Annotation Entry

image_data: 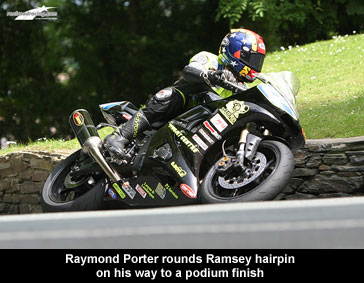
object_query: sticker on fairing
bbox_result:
[156,183,166,199]
[180,184,197,199]
[122,182,136,199]
[141,182,155,199]
[135,184,147,198]
[168,123,200,153]
[219,100,249,125]
[107,188,117,199]
[198,128,214,144]
[171,161,187,178]
[165,183,179,199]
[192,134,208,151]
[203,121,222,140]
[113,183,126,199]
[210,113,228,132]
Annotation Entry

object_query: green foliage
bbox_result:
[216,0,266,26]
[0,0,363,146]
[0,0,228,143]
[263,33,364,138]
[217,0,364,50]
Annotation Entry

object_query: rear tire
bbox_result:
[41,150,106,212]
[200,140,294,203]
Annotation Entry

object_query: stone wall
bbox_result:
[276,136,364,200]
[0,151,67,214]
[1,136,364,214]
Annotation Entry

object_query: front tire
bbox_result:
[200,140,294,203]
[41,150,106,212]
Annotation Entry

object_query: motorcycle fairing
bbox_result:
[113,98,286,208]
[257,84,299,121]
[101,78,305,208]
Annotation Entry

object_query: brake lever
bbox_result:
[222,80,248,93]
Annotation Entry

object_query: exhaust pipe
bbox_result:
[69,109,121,183]
[82,136,121,183]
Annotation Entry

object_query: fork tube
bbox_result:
[235,128,249,167]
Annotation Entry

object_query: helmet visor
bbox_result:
[240,51,265,72]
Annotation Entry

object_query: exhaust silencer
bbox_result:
[69,109,100,146]
[69,109,121,183]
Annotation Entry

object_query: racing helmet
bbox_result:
[218,28,266,82]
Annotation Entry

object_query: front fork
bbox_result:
[235,128,262,167]
[217,127,262,174]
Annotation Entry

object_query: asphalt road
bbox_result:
[1,196,364,248]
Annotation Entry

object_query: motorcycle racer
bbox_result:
[103,28,266,157]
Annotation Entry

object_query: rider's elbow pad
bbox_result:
[182,64,205,83]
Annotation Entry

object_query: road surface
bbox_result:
[1,196,364,248]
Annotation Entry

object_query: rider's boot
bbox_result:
[103,110,150,157]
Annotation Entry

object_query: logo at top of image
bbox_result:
[6,5,58,21]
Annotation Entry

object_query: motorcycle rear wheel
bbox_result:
[200,140,294,203]
[41,150,106,212]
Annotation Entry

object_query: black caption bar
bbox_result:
[2,249,363,281]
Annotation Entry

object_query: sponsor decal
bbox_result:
[107,188,117,199]
[198,128,214,144]
[210,113,228,133]
[122,182,136,199]
[133,112,142,138]
[219,100,249,125]
[221,37,230,46]
[113,183,126,199]
[155,183,166,199]
[141,182,155,199]
[180,184,197,199]
[239,65,251,77]
[258,42,266,52]
[135,184,147,198]
[171,161,187,178]
[168,123,199,153]
[122,113,132,120]
[203,121,222,140]
[165,183,178,199]
[73,112,84,127]
[192,134,208,151]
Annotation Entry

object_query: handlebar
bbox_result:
[221,80,249,93]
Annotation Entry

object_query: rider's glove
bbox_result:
[203,70,236,87]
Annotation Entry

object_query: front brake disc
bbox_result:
[218,152,267,189]
[64,171,89,189]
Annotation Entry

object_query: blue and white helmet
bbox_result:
[218,28,266,82]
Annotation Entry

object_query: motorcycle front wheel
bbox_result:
[200,140,295,203]
[41,150,106,212]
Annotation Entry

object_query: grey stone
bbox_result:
[306,154,322,168]
[349,155,364,165]
[323,154,348,165]
[331,165,364,172]
[293,168,318,177]
[20,181,41,194]
[299,175,358,194]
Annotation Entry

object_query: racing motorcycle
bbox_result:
[41,71,305,212]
